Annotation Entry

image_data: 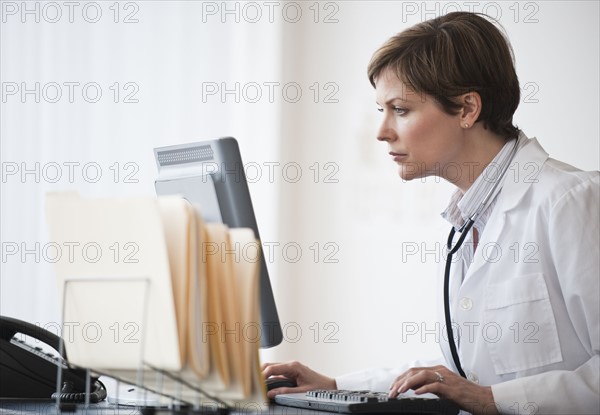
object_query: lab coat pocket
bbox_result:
[483,273,563,375]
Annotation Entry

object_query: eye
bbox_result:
[393,106,407,115]
[376,106,383,113]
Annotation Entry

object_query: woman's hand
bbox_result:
[262,361,337,399]
[389,365,498,415]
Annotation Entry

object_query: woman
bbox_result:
[263,12,599,415]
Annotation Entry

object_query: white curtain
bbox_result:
[0,0,283,327]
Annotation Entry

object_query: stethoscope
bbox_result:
[443,139,520,378]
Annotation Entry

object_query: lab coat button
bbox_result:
[459,297,473,311]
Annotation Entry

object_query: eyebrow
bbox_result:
[376,96,409,106]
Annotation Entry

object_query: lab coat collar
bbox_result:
[458,134,548,286]
[496,134,549,214]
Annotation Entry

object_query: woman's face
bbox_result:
[375,68,466,183]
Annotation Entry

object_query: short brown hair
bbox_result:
[368,12,520,140]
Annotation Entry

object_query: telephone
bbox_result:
[0,315,106,402]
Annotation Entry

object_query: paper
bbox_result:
[45,192,267,404]
[45,193,182,371]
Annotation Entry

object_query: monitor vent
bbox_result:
[157,145,213,166]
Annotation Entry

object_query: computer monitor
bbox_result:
[153,137,283,348]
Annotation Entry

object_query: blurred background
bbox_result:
[1,1,599,378]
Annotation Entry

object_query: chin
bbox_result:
[398,164,422,182]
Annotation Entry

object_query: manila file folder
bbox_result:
[45,193,182,371]
[45,192,266,404]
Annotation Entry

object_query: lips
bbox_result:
[389,151,408,162]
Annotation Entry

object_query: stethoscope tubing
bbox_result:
[443,139,519,378]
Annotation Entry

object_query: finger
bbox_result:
[263,362,296,379]
[388,382,404,399]
[390,366,430,387]
[388,374,411,398]
[414,382,444,397]
[400,366,430,373]
[389,377,413,399]
[396,370,434,395]
[266,386,305,399]
[388,369,418,394]
[391,374,407,388]
[261,362,276,371]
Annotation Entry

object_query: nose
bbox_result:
[376,114,396,143]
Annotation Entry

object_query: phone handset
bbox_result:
[0,315,106,402]
[0,315,63,354]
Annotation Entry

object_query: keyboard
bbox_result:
[274,390,460,414]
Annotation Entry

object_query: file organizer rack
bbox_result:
[56,277,232,414]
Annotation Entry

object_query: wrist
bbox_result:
[483,386,499,415]
[329,377,338,390]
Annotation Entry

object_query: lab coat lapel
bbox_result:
[498,137,549,214]
[462,137,549,283]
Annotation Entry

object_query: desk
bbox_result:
[0,401,334,415]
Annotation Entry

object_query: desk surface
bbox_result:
[0,400,334,415]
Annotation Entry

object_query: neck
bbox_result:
[452,127,508,193]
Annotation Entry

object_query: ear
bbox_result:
[458,92,482,129]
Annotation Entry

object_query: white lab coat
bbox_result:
[336,137,600,414]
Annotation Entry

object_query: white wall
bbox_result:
[264,0,600,377]
[1,1,598,380]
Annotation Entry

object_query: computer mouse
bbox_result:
[265,376,297,391]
